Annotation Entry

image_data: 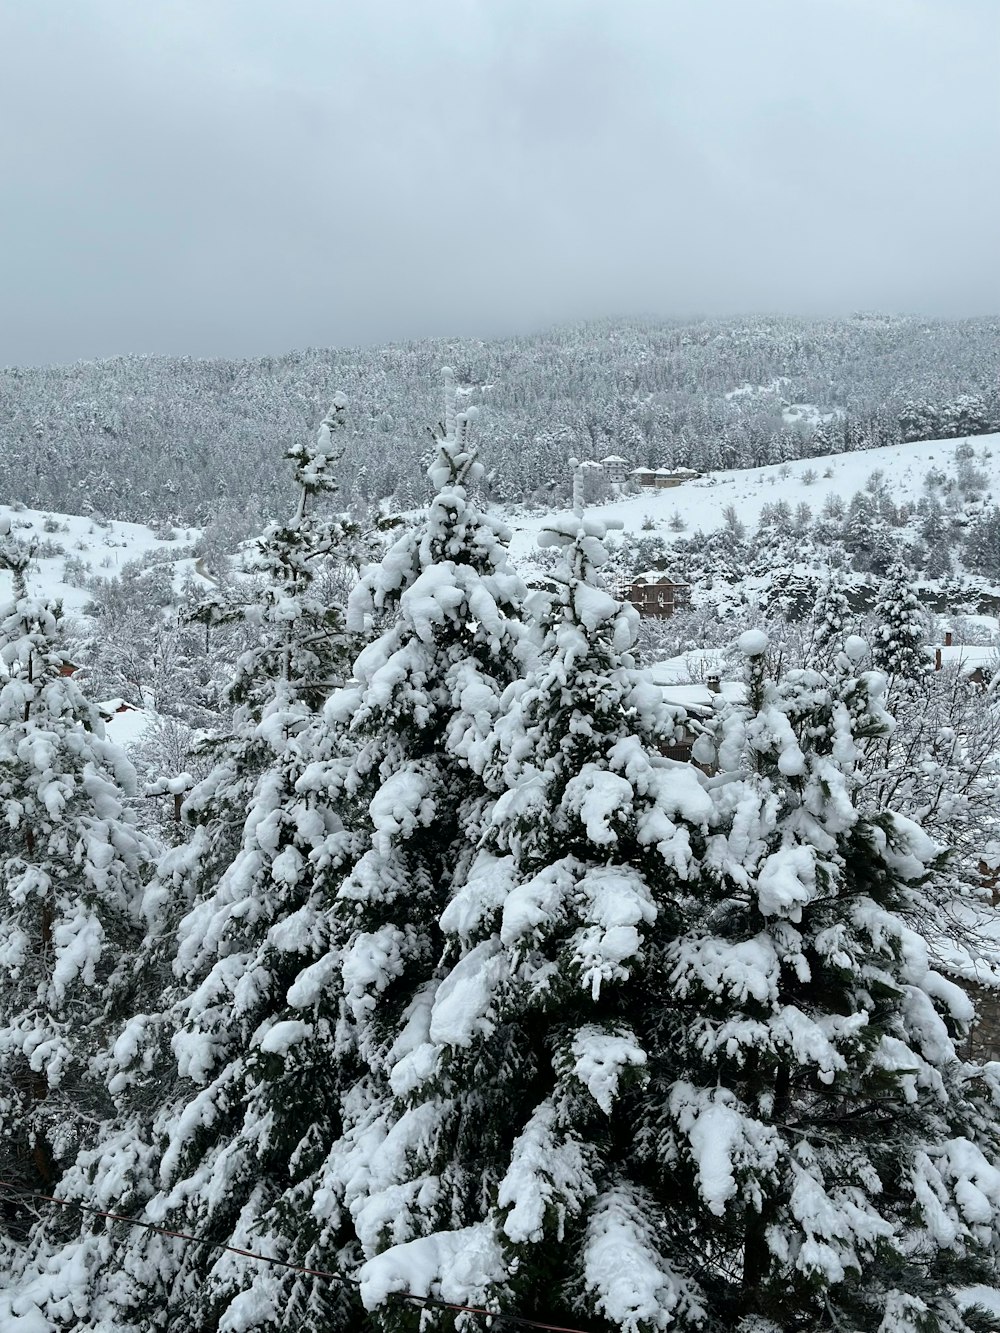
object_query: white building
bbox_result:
[599,454,630,484]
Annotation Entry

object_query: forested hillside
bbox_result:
[6,371,1000,1333]
[3,314,999,535]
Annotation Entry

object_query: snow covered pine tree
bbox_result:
[463,512,715,1330]
[870,561,931,686]
[10,401,366,1331]
[317,463,719,1330]
[298,368,548,1327]
[126,393,361,966]
[664,630,1000,1332]
[177,390,360,894]
[0,519,155,1253]
[809,574,854,665]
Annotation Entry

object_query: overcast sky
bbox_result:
[2,0,998,366]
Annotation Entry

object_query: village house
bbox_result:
[627,570,691,619]
[647,663,745,768]
[599,454,630,483]
[929,635,999,686]
[630,466,701,489]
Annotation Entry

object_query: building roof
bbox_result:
[647,650,726,683]
[658,681,746,714]
[630,466,701,478]
[642,656,746,715]
[927,644,999,676]
[632,569,688,586]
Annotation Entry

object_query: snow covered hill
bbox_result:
[0,504,207,616]
[5,422,1000,611]
[504,431,1000,563]
[0,505,210,753]
[5,427,1000,751]
[7,429,1000,616]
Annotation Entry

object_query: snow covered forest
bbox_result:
[2,314,999,535]
[5,353,1000,1333]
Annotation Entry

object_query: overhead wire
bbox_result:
[0,1179,594,1333]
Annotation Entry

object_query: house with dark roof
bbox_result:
[627,570,690,619]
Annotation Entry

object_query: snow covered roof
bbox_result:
[98,700,155,746]
[97,697,134,717]
[632,569,688,586]
[600,454,628,464]
[647,651,725,683]
[631,466,701,478]
[658,681,746,714]
[928,645,999,675]
[642,658,746,714]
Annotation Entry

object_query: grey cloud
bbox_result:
[1,0,998,366]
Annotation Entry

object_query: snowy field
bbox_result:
[0,504,207,615]
[503,432,1000,563]
[0,505,209,752]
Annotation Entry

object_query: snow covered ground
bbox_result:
[503,432,1000,563]
[97,699,158,748]
[0,503,207,615]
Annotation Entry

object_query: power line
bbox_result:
[0,1179,593,1333]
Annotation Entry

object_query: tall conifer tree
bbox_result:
[298,369,539,1324]
[870,562,930,685]
[662,631,1000,1331]
[12,402,365,1332]
[0,520,154,1241]
[809,574,854,663]
[177,393,359,904]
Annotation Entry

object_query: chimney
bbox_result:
[945,630,953,647]
[707,672,721,694]
[935,647,942,671]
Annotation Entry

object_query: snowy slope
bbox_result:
[503,432,1000,563]
[6,430,999,642]
[0,504,208,615]
[8,433,997,608]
